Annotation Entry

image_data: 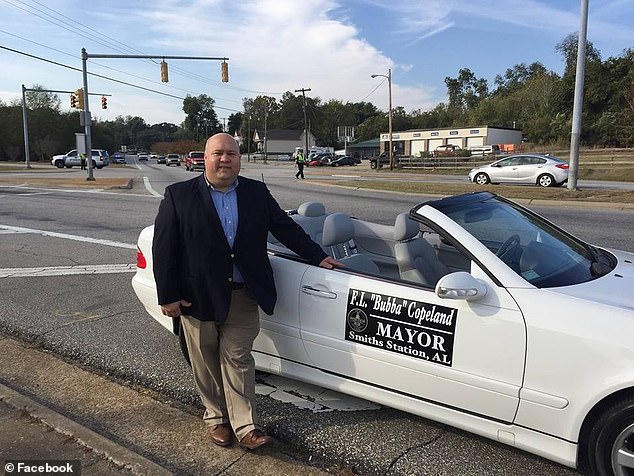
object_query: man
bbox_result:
[152,133,341,451]
[295,150,305,179]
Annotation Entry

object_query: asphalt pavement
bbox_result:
[0,335,331,476]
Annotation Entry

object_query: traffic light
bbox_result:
[76,88,84,110]
[160,60,168,82]
[70,94,77,108]
[221,61,228,82]
[101,96,107,109]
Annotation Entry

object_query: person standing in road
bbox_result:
[295,150,305,179]
[80,153,87,171]
[152,133,342,451]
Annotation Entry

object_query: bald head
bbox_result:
[204,133,241,191]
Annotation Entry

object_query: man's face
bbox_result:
[204,134,241,189]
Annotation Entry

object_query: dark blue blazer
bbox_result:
[152,174,327,322]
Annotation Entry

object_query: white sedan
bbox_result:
[132,192,634,476]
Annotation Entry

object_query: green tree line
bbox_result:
[2,34,632,162]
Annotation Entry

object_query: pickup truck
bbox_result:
[51,149,109,169]
[184,151,204,171]
[369,152,390,169]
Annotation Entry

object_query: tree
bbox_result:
[182,94,222,141]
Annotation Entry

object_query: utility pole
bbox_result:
[568,0,589,191]
[295,88,311,160]
[247,114,251,163]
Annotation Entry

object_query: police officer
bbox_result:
[295,151,305,179]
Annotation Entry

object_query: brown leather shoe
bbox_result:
[239,429,272,450]
[208,423,233,447]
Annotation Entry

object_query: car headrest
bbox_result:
[297,201,326,217]
[322,213,355,246]
[393,213,419,242]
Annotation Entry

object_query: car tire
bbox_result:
[474,173,490,185]
[587,397,634,476]
[538,174,555,187]
[177,322,191,367]
[54,161,64,168]
[370,161,377,169]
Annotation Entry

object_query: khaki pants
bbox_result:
[180,289,260,440]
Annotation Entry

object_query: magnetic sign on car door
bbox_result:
[346,288,458,367]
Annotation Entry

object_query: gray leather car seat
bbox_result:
[268,202,328,252]
[322,213,380,274]
[393,213,449,286]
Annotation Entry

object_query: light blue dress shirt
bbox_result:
[206,177,243,283]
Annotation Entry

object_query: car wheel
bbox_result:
[538,174,555,187]
[177,322,191,367]
[55,161,64,168]
[166,163,170,167]
[370,161,377,169]
[474,173,490,185]
[334,162,340,167]
[588,397,634,476]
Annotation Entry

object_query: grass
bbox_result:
[327,180,634,203]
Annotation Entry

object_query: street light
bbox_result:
[371,68,393,170]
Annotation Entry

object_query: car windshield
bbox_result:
[423,193,614,288]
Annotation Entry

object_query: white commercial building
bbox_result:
[380,125,522,156]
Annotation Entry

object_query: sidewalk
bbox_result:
[0,336,331,476]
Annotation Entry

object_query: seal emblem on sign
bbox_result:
[347,308,368,333]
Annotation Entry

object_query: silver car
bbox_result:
[468,154,569,187]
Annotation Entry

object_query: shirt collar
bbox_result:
[205,174,239,192]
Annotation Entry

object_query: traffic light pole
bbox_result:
[21,84,109,170]
[81,49,94,180]
[80,49,229,181]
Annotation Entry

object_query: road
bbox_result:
[1,158,632,475]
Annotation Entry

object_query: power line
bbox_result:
[0,44,240,112]
[3,0,286,98]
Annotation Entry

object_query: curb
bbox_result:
[0,383,171,476]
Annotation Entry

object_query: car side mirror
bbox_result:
[435,272,487,301]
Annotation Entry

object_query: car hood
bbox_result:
[551,249,634,311]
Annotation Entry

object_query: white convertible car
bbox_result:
[132,192,634,476]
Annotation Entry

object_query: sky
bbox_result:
[1,0,633,128]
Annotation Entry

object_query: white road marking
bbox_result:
[0,264,136,278]
[143,176,163,197]
[0,224,136,249]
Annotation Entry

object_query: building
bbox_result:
[379,126,522,156]
[346,138,380,160]
[252,129,317,156]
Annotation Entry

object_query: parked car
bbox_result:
[433,144,462,157]
[184,151,204,171]
[50,149,109,169]
[308,153,334,166]
[468,153,569,187]
[112,152,126,164]
[137,153,149,162]
[132,192,634,476]
[329,155,359,167]
[165,153,181,166]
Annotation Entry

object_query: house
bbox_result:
[252,129,317,156]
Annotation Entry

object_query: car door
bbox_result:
[299,262,526,422]
[491,156,522,183]
[253,254,312,367]
[516,156,546,183]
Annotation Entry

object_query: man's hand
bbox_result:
[319,256,344,269]
[160,300,192,318]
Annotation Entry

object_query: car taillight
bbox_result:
[556,164,569,169]
[136,247,147,269]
